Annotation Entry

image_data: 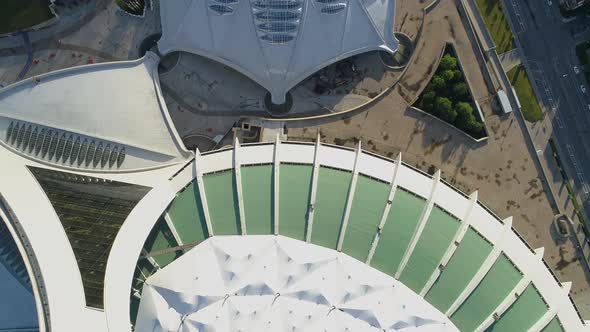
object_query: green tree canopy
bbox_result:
[434,97,457,122]
[431,75,445,91]
[452,82,470,99]
[441,69,455,82]
[439,54,457,71]
[455,102,482,133]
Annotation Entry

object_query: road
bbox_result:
[501,0,590,219]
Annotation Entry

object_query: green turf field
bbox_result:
[0,0,54,35]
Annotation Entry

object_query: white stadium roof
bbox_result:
[136,236,456,331]
[158,0,398,104]
[0,53,190,172]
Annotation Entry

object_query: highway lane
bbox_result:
[501,0,590,218]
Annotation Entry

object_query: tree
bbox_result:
[441,69,455,82]
[431,75,445,91]
[452,69,463,82]
[421,90,437,112]
[452,82,470,99]
[439,54,457,71]
[455,102,482,133]
[434,97,457,122]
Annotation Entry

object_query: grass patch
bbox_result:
[507,65,543,122]
[576,41,590,85]
[474,0,515,54]
[0,0,54,35]
[414,45,486,139]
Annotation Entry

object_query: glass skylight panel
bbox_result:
[6,122,13,142]
[253,0,301,9]
[28,128,38,154]
[256,10,299,20]
[55,133,67,162]
[78,139,89,166]
[21,125,32,151]
[257,22,298,33]
[109,147,119,168]
[70,137,81,165]
[117,148,126,168]
[15,123,26,148]
[11,123,20,145]
[320,3,346,14]
[209,4,234,14]
[86,141,96,167]
[36,129,47,157]
[261,34,294,43]
[48,132,59,160]
[93,142,104,167]
[62,135,74,163]
[101,144,111,168]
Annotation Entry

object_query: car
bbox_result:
[582,85,587,94]
[574,66,580,74]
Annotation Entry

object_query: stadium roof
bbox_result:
[0,52,190,172]
[105,139,588,332]
[136,236,456,331]
[158,0,398,104]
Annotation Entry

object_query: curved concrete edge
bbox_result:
[104,141,586,331]
[104,166,194,332]
[0,52,193,174]
[0,197,47,331]
[0,147,107,331]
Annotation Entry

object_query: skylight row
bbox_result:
[4,121,126,170]
[252,0,303,44]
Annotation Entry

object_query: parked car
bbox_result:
[582,85,587,94]
[573,66,580,74]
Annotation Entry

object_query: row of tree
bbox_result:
[415,50,484,138]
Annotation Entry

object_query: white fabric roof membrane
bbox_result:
[135,235,458,332]
[158,0,398,104]
[0,52,188,160]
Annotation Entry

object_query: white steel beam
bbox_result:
[233,137,247,235]
[142,248,160,270]
[446,217,513,317]
[420,191,478,296]
[163,211,183,246]
[273,133,280,235]
[305,132,321,242]
[366,152,401,264]
[336,141,362,252]
[395,170,441,279]
[194,149,214,237]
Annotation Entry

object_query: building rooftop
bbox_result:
[158,0,398,104]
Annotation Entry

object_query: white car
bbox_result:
[574,66,580,74]
[582,85,587,94]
